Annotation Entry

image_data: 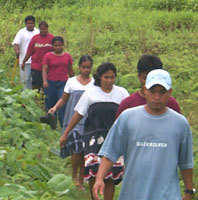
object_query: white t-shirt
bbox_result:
[12,27,39,64]
[64,76,94,93]
[75,85,129,116]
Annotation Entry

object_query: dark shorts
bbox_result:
[31,69,43,87]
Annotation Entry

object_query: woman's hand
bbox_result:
[21,63,25,71]
[60,134,68,148]
[43,81,48,88]
[48,107,56,114]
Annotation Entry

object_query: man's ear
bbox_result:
[143,85,147,92]
[137,73,141,80]
[168,88,173,95]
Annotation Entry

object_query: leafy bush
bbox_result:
[0,85,90,199]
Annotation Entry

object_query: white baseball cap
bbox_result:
[145,69,172,90]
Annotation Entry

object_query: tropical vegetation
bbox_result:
[0,0,197,199]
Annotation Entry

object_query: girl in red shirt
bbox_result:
[42,36,74,127]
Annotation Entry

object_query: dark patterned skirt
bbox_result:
[60,129,85,158]
[60,90,86,158]
[84,153,124,185]
[83,102,124,185]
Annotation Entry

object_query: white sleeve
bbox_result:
[122,88,130,98]
[74,90,90,116]
[12,30,22,45]
[64,78,72,93]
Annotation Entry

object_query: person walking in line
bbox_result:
[60,62,129,200]
[93,69,195,200]
[42,36,74,127]
[48,55,94,190]
[22,21,54,91]
[12,15,39,89]
[115,54,180,119]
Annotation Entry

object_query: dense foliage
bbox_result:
[1,0,198,11]
[0,0,197,199]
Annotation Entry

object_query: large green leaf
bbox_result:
[0,183,36,198]
[47,174,75,192]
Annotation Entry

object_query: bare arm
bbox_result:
[60,112,83,147]
[181,168,194,200]
[68,63,74,77]
[42,64,49,88]
[93,157,114,200]
[22,53,31,71]
[49,92,70,113]
[13,44,20,58]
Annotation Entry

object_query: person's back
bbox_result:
[12,15,39,89]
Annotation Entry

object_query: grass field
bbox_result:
[0,0,197,199]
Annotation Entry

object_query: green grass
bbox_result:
[0,0,197,199]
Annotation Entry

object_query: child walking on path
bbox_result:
[42,36,74,127]
[49,55,94,190]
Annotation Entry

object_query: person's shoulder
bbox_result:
[125,104,143,113]
[16,27,27,34]
[120,93,134,104]
[168,108,182,116]
[168,96,178,102]
[167,95,180,113]
[168,96,179,106]
[113,85,125,90]
[44,51,53,58]
[19,27,26,32]
[113,85,128,93]
[25,28,39,36]
[168,108,188,123]
[119,105,144,118]
[83,85,97,93]
[89,85,98,91]
[127,92,139,100]
[31,33,40,39]
[33,28,39,34]
[67,76,77,83]
[34,28,39,31]
[63,52,72,57]
[47,33,54,39]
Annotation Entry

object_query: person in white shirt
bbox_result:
[60,62,129,200]
[12,15,39,89]
[48,55,94,190]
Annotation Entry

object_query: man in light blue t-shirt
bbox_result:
[93,69,195,200]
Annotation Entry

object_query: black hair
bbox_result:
[94,62,117,86]
[24,15,35,23]
[137,54,163,74]
[52,36,64,45]
[39,21,48,28]
[79,55,93,66]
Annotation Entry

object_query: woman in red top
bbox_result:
[42,36,74,127]
[22,21,54,90]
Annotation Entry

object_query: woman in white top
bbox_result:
[49,55,93,190]
[60,62,129,200]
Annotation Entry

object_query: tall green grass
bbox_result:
[0,1,197,199]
